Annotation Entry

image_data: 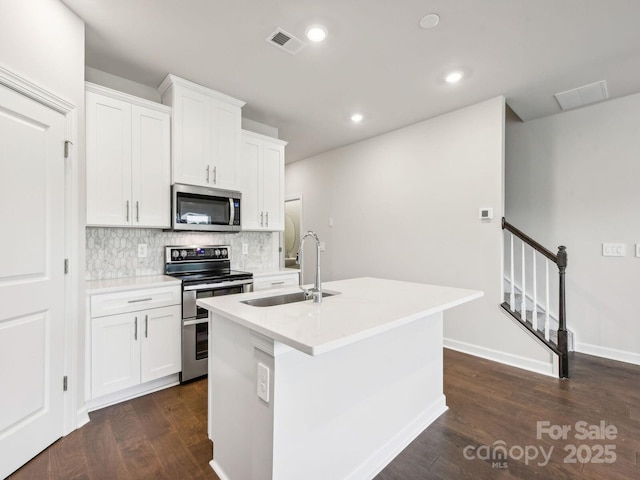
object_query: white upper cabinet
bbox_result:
[86,83,171,228]
[159,74,245,190]
[240,130,287,231]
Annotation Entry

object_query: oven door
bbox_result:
[172,183,241,232]
[180,278,252,383]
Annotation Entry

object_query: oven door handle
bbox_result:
[183,279,253,291]
[183,318,209,326]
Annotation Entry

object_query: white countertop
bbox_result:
[86,274,181,295]
[197,277,483,355]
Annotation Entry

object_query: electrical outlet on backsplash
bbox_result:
[86,227,279,280]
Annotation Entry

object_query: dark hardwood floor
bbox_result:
[9,350,640,479]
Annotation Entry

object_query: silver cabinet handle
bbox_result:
[136,201,140,222]
[271,281,285,285]
[134,316,138,340]
[213,166,217,184]
[145,315,148,338]
[126,200,130,222]
[206,165,210,182]
[265,212,269,227]
[128,297,152,303]
[260,212,264,226]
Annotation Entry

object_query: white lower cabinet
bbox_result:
[89,283,181,402]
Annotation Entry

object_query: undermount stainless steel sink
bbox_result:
[241,290,340,307]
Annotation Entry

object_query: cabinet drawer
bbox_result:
[91,285,181,318]
[253,273,299,292]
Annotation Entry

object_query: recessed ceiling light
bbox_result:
[351,113,364,123]
[419,13,440,29]
[306,25,327,43]
[445,71,463,84]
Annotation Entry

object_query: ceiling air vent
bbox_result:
[554,80,609,111]
[266,28,307,55]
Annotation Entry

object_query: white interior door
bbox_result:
[0,83,66,478]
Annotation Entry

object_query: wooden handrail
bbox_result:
[502,218,557,263]
[502,217,569,378]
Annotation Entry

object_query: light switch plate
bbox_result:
[602,243,625,257]
[137,244,147,258]
[242,243,249,255]
[636,243,640,258]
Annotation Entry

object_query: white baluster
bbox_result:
[509,233,515,310]
[521,241,526,319]
[545,259,550,341]
[532,249,538,331]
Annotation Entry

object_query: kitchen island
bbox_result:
[197,277,482,480]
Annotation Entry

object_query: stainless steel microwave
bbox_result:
[171,183,241,232]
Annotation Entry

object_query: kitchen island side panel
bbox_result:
[208,308,446,480]
[272,311,445,480]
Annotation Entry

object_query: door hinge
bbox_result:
[64,259,69,274]
[63,376,68,392]
[64,140,73,158]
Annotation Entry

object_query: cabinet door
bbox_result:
[131,105,171,227]
[172,86,212,187]
[240,134,262,230]
[140,305,181,383]
[261,142,285,230]
[212,99,241,190]
[91,312,141,398]
[86,91,132,226]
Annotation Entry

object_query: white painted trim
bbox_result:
[0,65,74,113]
[574,342,640,366]
[0,66,82,437]
[345,396,447,480]
[85,81,171,113]
[444,338,556,378]
[157,73,246,107]
[76,406,90,429]
[84,374,180,412]
[210,459,232,480]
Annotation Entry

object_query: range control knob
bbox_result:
[181,250,187,258]
[214,249,221,257]
[172,250,179,258]
[221,248,228,257]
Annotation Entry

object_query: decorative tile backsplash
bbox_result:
[86,227,278,280]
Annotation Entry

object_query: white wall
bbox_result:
[0,0,86,427]
[287,97,556,375]
[506,93,640,365]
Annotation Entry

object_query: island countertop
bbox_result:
[197,277,482,356]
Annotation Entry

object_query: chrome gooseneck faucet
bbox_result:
[297,230,322,303]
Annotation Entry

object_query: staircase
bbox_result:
[501,218,570,378]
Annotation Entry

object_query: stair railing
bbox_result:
[501,218,569,378]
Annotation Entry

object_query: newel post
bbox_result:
[556,245,569,378]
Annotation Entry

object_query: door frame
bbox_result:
[0,66,85,435]
[281,193,304,269]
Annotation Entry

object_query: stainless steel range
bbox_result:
[165,245,253,382]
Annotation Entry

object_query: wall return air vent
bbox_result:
[266,28,307,55]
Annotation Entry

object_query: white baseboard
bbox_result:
[574,342,640,366]
[444,338,556,378]
[84,374,180,412]
[346,396,448,480]
[76,406,90,429]
[210,460,231,480]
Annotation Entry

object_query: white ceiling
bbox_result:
[62,0,640,163]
